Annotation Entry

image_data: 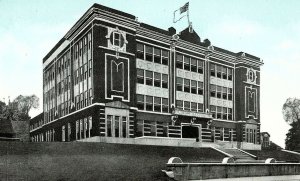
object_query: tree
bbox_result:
[282,98,300,151]
[0,95,39,121]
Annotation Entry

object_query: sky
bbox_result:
[1,0,300,147]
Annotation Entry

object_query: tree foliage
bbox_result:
[0,95,39,121]
[282,98,300,150]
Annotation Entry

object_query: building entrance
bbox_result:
[105,107,129,138]
[182,125,199,139]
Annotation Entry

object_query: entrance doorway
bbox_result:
[182,125,199,139]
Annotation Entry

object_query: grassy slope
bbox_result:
[0,142,225,181]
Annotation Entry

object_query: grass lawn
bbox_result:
[0,141,225,180]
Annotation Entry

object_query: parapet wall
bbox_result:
[167,162,300,180]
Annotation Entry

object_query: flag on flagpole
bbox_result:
[180,2,189,14]
[173,2,190,24]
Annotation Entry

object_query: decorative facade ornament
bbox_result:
[170,34,180,51]
[246,68,257,84]
[106,27,128,58]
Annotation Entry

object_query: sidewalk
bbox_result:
[193,175,300,181]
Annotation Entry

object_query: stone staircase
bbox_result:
[219,148,257,161]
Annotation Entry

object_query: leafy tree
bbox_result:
[282,98,300,150]
[0,95,39,121]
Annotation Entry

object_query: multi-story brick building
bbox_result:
[30,3,263,149]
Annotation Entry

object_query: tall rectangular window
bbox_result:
[176,54,183,69]
[114,116,120,137]
[107,115,112,137]
[184,56,190,71]
[191,80,197,94]
[146,96,153,111]
[217,86,222,98]
[222,66,227,79]
[145,45,153,62]
[137,43,144,59]
[145,71,153,86]
[198,60,204,74]
[210,64,215,76]
[210,84,216,97]
[162,98,168,113]
[122,117,127,138]
[154,48,161,64]
[198,81,204,95]
[223,107,228,120]
[137,94,145,110]
[154,97,161,112]
[162,74,168,88]
[161,50,169,65]
[184,79,190,93]
[154,72,161,87]
[217,65,222,78]
[228,108,232,120]
[176,77,183,91]
[228,68,233,80]
[222,87,227,100]
[191,58,197,72]
[210,105,216,118]
[228,88,233,100]
[137,69,144,84]
[217,107,222,119]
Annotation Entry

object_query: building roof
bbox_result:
[43,3,262,65]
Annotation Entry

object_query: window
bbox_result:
[198,60,204,74]
[154,97,161,112]
[161,50,169,65]
[184,79,190,93]
[145,71,153,86]
[210,64,215,76]
[198,103,204,112]
[114,116,120,137]
[162,74,168,88]
[228,88,233,100]
[137,43,144,59]
[137,94,144,110]
[184,101,190,111]
[210,105,216,118]
[76,120,79,140]
[223,107,228,120]
[176,54,183,69]
[222,87,227,100]
[184,56,190,71]
[217,65,222,78]
[191,102,197,112]
[154,48,161,64]
[137,69,144,84]
[146,96,153,111]
[228,108,232,120]
[210,84,216,97]
[162,98,168,113]
[191,80,197,94]
[176,100,183,109]
[217,86,222,98]
[107,115,112,137]
[176,77,183,91]
[228,68,233,80]
[217,106,222,119]
[198,81,204,95]
[145,45,153,62]
[191,58,197,72]
[154,72,161,87]
[122,117,127,138]
[222,67,227,79]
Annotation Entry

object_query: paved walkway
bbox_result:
[194,175,300,181]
